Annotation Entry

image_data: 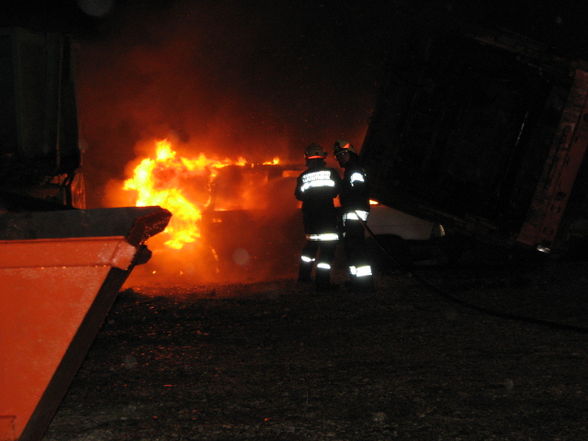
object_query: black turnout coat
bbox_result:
[295,161,341,235]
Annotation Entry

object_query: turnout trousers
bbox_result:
[298,234,338,289]
[343,217,375,292]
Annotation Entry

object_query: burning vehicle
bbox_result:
[203,161,305,278]
[116,139,305,286]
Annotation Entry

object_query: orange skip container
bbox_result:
[0,206,171,441]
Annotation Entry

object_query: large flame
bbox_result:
[123,139,280,250]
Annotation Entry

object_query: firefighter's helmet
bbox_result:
[304,143,327,159]
[333,140,356,156]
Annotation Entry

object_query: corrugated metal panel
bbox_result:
[0,27,80,184]
[361,27,588,251]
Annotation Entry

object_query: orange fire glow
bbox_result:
[123,139,280,250]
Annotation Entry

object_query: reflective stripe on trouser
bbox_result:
[349,264,373,278]
[315,261,332,288]
[343,214,374,287]
[299,239,336,283]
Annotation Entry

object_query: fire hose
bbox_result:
[354,210,588,335]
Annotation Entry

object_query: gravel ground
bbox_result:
[45,258,588,441]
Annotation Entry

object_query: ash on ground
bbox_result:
[46,260,588,441]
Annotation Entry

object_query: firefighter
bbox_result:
[295,143,341,290]
[333,140,375,293]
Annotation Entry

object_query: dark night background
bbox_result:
[2,0,588,207]
[2,4,588,440]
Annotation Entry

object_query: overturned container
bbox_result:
[360,15,588,257]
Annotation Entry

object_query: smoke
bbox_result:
[71,0,394,287]
[75,0,392,207]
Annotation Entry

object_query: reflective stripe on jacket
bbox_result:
[340,161,370,214]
